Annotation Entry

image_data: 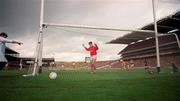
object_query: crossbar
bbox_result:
[43,23,155,33]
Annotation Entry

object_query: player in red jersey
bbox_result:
[83,42,98,74]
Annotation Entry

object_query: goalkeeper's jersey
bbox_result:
[84,45,98,56]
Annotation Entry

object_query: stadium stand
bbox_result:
[5,47,20,68]
[53,60,123,70]
[21,57,55,68]
[109,11,180,68]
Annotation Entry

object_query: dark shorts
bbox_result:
[0,62,7,70]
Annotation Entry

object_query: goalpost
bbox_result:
[31,0,44,76]
[29,0,162,76]
[23,0,44,77]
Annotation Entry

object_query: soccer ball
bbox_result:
[148,71,154,74]
[49,72,57,79]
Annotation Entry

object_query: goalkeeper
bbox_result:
[83,42,98,74]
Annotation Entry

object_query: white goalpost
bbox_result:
[23,0,44,77]
[27,0,162,76]
[152,0,161,73]
[32,0,44,76]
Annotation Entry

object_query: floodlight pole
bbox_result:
[33,0,44,76]
[152,0,161,73]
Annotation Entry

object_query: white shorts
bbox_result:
[90,55,97,61]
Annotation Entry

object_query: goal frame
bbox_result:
[32,0,161,76]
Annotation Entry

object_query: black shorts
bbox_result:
[0,62,7,70]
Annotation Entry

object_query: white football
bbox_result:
[49,72,57,79]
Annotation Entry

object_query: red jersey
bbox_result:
[85,44,98,56]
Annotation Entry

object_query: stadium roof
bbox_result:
[108,11,180,44]
[5,47,19,54]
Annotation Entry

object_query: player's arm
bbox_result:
[11,40,23,45]
[0,37,22,45]
[82,44,89,51]
[94,43,98,50]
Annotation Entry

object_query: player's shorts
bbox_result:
[90,55,97,61]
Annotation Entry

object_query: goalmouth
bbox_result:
[25,0,162,76]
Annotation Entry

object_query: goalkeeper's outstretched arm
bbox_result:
[94,43,98,50]
[82,44,89,51]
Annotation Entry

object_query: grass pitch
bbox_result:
[0,68,180,101]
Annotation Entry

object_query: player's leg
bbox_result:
[123,63,126,70]
[90,56,94,73]
[93,58,97,71]
[90,62,94,73]
[19,64,23,70]
[91,55,97,72]
[5,63,8,70]
[91,59,95,72]
[0,62,6,70]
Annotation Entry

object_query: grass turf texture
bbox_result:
[0,68,180,101]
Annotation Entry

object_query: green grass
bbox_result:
[0,68,180,101]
